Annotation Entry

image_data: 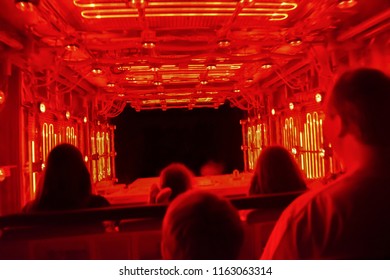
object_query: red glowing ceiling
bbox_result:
[0,0,389,113]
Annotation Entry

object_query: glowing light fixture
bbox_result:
[0,90,5,105]
[288,38,302,46]
[84,156,89,162]
[289,102,294,110]
[218,39,231,48]
[15,0,39,12]
[0,167,6,182]
[154,81,162,86]
[65,111,71,120]
[107,82,115,88]
[200,80,208,85]
[315,93,322,103]
[338,0,357,9]
[233,89,241,93]
[271,108,276,115]
[131,0,148,9]
[118,93,125,97]
[206,64,217,70]
[41,163,45,170]
[261,63,273,69]
[83,116,88,123]
[92,68,103,74]
[65,43,79,52]
[142,41,156,49]
[39,102,46,113]
[291,147,297,155]
[77,1,297,21]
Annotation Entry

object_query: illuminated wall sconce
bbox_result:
[315,92,323,103]
[200,80,208,85]
[41,163,45,171]
[107,82,115,88]
[83,116,88,123]
[291,147,297,155]
[289,102,294,110]
[271,108,276,115]
[0,90,6,105]
[84,156,89,162]
[39,102,46,113]
[15,0,39,12]
[65,111,71,120]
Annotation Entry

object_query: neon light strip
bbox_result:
[81,10,289,20]
[74,0,297,10]
[319,119,325,176]
[32,172,37,194]
[49,124,54,153]
[42,123,47,163]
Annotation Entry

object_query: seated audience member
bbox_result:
[249,145,307,195]
[23,143,109,212]
[200,160,224,176]
[161,190,244,259]
[261,68,390,259]
[149,163,193,203]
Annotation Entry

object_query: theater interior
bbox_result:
[0,0,389,259]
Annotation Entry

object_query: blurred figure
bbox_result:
[249,145,307,195]
[200,160,224,176]
[161,190,244,259]
[262,68,390,259]
[149,163,194,204]
[24,144,109,212]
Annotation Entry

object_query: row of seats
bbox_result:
[0,191,301,259]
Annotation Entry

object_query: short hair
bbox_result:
[159,163,193,201]
[161,190,244,260]
[329,68,390,147]
[249,145,306,195]
[35,144,92,211]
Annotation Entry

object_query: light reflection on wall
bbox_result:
[301,112,325,179]
[90,126,115,183]
[243,120,268,171]
[243,109,342,180]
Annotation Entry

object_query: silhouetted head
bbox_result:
[325,68,390,149]
[35,144,92,211]
[159,163,193,201]
[249,145,306,195]
[161,190,244,260]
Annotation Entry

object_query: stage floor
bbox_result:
[105,173,252,205]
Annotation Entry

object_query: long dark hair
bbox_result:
[249,145,306,195]
[34,144,92,211]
